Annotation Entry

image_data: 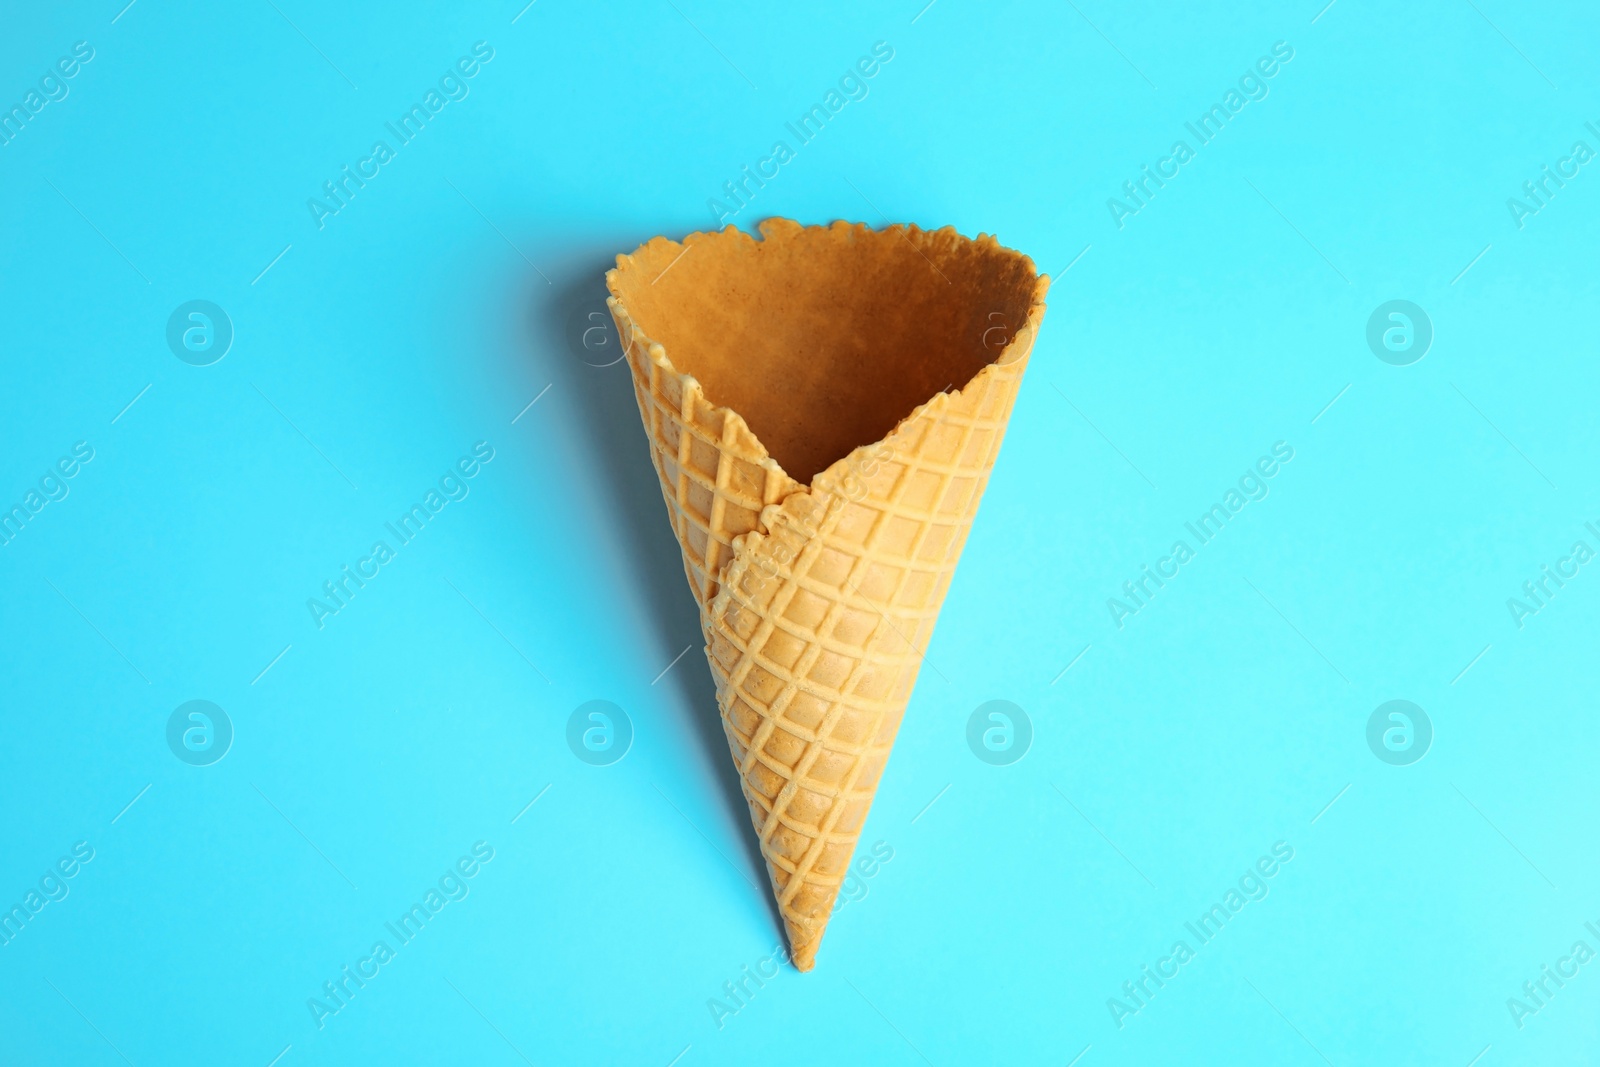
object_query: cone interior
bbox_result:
[608,220,1041,484]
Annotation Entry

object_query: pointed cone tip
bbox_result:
[789,937,819,972]
[785,918,822,972]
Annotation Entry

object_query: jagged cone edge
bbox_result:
[606,219,1048,970]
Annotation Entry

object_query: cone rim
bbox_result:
[605,217,1050,498]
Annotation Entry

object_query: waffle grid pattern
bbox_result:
[619,313,1031,967]
[624,344,800,617]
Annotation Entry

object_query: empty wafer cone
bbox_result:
[606,218,1047,970]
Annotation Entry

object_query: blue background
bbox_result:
[2,0,1597,1064]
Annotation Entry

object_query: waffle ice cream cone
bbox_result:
[606,218,1047,970]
